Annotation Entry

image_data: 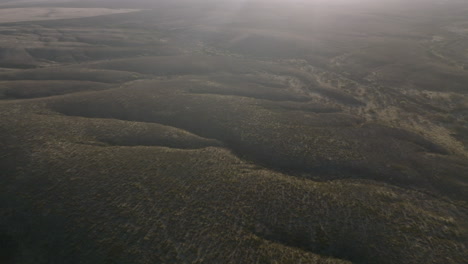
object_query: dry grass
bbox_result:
[0,1,467,263]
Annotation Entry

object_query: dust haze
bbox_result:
[0,0,467,264]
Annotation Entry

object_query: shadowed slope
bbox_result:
[0,100,466,264]
[48,76,468,201]
[1,1,468,263]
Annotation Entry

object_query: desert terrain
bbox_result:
[0,0,467,263]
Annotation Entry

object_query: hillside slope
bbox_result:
[0,1,467,263]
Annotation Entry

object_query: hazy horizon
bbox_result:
[0,0,467,263]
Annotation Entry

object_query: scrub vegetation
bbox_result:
[0,0,467,263]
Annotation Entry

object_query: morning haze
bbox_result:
[0,0,467,263]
